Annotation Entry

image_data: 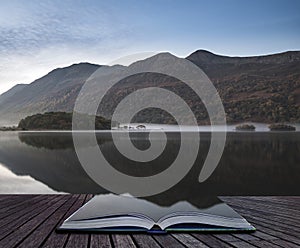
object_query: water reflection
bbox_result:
[0,162,57,194]
[0,131,299,200]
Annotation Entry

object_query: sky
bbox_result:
[0,0,299,94]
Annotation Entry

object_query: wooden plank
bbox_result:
[271,196,300,205]
[192,234,232,248]
[0,196,299,248]
[237,197,300,218]
[237,214,300,243]
[229,204,300,234]
[90,234,112,248]
[64,194,94,248]
[223,200,300,230]
[250,230,279,241]
[226,199,299,223]
[0,196,47,228]
[249,240,284,248]
[153,234,186,248]
[213,234,243,243]
[111,234,136,248]
[0,195,70,247]
[132,234,161,248]
[65,234,89,248]
[224,198,300,223]
[229,202,300,228]
[172,233,209,248]
[214,233,275,248]
[0,195,35,210]
[232,233,260,242]
[246,222,300,246]
[0,195,64,241]
[235,197,300,211]
[41,194,87,248]
[0,194,18,201]
[238,212,300,241]
[270,239,300,248]
[0,195,45,219]
[0,195,31,208]
[18,195,79,248]
[229,241,258,248]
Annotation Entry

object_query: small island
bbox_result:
[268,124,296,131]
[18,112,112,130]
[235,124,256,131]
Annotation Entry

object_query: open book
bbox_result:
[58,194,255,233]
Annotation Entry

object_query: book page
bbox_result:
[66,194,233,224]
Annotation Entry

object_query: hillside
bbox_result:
[0,50,299,126]
[187,50,300,123]
[84,50,300,124]
[0,84,27,105]
[0,63,100,125]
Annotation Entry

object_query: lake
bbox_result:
[0,131,299,202]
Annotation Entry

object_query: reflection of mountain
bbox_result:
[0,132,298,197]
[1,50,300,125]
[0,133,106,194]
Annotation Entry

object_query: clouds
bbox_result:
[0,1,140,93]
[0,1,133,56]
[0,0,299,94]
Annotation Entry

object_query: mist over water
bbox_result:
[116,123,300,132]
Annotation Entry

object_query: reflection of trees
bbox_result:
[139,132,300,196]
[18,132,111,150]
[208,132,300,194]
[19,133,74,150]
[223,133,300,164]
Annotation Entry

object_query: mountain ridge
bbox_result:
[0,62,100,125]
[0,50,299,126]
[0,84,27,105]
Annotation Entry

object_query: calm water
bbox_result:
[0,131,299,201]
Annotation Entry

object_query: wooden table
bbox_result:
[0,195,299,248]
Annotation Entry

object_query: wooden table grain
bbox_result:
[0,195,299,248]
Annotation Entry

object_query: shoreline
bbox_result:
[2,130,300,133]
[1,123,300,132]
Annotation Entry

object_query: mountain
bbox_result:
[0,63,100,125]
[187,50,300,65]
[0,51,300,126]
[186,50,300,123]
[0,84,27,105]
